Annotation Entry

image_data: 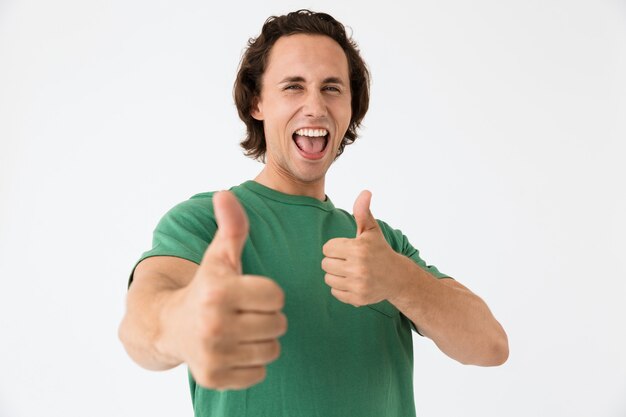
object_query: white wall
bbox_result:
[1,1,625,416]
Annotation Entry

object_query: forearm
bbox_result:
[387,254,509,366]
[118,276,185,371]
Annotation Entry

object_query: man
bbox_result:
[119,9,508,417]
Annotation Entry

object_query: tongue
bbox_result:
[294,135,326,154]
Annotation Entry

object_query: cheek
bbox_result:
[266,107,294,135]
[335,99,352,126]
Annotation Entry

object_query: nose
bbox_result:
[303,90,327,118]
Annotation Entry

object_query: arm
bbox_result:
[386,253,509,366]
[118,191,286,390]
[118,256,197,370]
[321,190,508,367]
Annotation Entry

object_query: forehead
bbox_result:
[263,34,349,82]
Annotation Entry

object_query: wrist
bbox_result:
[386,252,417,305]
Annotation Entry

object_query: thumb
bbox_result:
[202,191,249,274]
[353,190,378,236]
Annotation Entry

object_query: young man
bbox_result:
[119,10,508,417]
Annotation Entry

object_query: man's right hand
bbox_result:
[160,191,287,390]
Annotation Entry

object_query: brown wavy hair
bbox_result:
[233,9,370,162]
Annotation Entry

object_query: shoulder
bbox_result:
[165,191,216,215]
[333,206,405,251]
[155,190,222,233]
[163,183,252,226]
[375,219,407,253]
[334,207,357,222]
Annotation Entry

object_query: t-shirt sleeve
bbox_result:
[128,196,217,287]
[377,219,452,335]
[377,219,451,280]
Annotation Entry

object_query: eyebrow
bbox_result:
[278,76,345,85]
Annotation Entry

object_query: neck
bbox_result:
[254,166,326,201]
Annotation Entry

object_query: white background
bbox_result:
[1,1,625,416]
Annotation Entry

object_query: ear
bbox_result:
[250,96,264,121]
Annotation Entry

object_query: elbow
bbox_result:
[460,327,509,367]
[488,336,509,366]
[482,329,509,366]
[482,317,509,366]
[118,315,146,367]
[118,313,179,371]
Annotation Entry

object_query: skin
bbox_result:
[119,192,287,390]
[252,34,508,364]
[251,34,351,200]
[322,190,509,365]
[118,33,508,393]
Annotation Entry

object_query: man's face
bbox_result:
[251,34,352,184]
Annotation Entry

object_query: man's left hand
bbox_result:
[321,190,405,307]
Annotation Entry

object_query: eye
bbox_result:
[284,84,303,91]
[323,85,341,93]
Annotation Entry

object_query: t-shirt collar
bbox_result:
[239,180,336,211]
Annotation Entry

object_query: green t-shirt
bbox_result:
[135,180,449,417]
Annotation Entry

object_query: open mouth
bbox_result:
[292,128,329,158]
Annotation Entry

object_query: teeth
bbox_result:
[295,128,328,137]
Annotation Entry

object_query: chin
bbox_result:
[292,169,327,184]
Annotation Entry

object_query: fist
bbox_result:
[321,190,402,307]
[168,191,287,391]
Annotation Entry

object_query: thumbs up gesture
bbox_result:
[321,191,404,307]
[165,191,287,391]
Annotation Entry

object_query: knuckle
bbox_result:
[197,368,223,389]
[354,265,368,278]
[199,314,226,338]
[279,313,288,334]
[351,296,364,307]
[273,286,285,309]
[249,341,279,364]
[361,288,372,300]
[356,279,368,291]
[201,285,229,307]
[203,373,220,389]
[254,277,285,309]
[320,257,328,270]
[268,340,281,361]
[195,343,226,370]
[250,366,267,385]
[331,288,344,302]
